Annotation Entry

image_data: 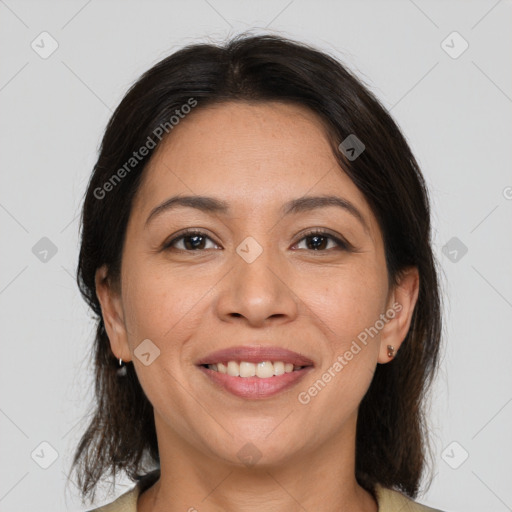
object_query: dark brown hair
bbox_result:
[72,33,442,503]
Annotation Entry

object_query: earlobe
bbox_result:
[94,265,132,363]
[378,267,420,364]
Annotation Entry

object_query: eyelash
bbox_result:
[163,228,352,253]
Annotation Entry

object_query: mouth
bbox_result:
[201,360,307,377]
[196,346,314,399]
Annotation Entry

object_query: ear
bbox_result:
[378,267,420,364]
[95,264,132,362]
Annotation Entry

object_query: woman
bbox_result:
[73,34,445,511]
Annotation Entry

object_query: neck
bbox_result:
[138,413,378,512]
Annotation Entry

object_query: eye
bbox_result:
[164,230,220,251]
[163,229,352,252]
[293,230,350,251]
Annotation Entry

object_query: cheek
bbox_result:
[296,262,388,350]
[121,261,206,333]
[294,279,386,435]
[119,267,206,412]
[292,262,388,423]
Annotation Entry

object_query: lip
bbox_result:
[196,345,315,400]
[196,345,315,367]
[199,366,313,399]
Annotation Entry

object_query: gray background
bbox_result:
[1,0,511,510]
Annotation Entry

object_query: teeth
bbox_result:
[256,361,274,378]
[240,362,256,377]
[273,361,285,376]
[227,361,240,377]
[207,361,304,378]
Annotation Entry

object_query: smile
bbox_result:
[197,345,314,399]
[203,361,305,378]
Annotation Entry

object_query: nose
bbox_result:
[214,244,299,328]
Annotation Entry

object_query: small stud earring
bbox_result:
[387,345,395,358]
[117,357,127,377]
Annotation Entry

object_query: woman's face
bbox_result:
[98,101,417,467]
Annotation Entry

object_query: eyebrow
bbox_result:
[145,194,368,232]
[145,196,229,227]
[280,195,368,231]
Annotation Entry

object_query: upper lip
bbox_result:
[197,345,315,367]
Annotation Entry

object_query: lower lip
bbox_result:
[198,366,313,399]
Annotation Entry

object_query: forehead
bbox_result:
[131,101,375,229]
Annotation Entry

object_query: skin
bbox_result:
[96,101,419,512]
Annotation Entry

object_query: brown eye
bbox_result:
[164,231,220,251]
[294,231,350,251]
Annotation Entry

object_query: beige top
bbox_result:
[88,471,444,512]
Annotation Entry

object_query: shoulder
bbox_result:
[86,486,138,512]
[375,484,445,512]
[86,470,160,512]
